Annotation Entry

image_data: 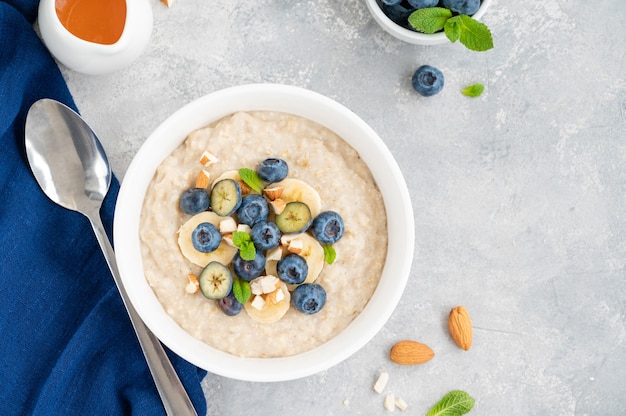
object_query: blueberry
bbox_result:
[311,211,344,245]
[217,291,243,316]
[411,65,444,97]
[179,188,209,215]
[276,254,308,285]
[441,0,480,15]
[257,158,288,183]
[250,221,281,251]
[232,251,266,281]
[237,194,269,226]
[292,283,327,314]
[380,0,402,5]
[191,222,221,253]
[381,3,415,28]
[407,0,438,9]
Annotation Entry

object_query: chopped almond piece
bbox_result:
[259,275,280,293]
[280,234,296,246]
[395,397,408,412]
[265,287,285,305]
[237,179,253,196]
[373,371,389,393]
[270,198,286,215]
[185,274,199,294]
[195,169,211,188]
[287,238,303,254]
[222,233,236,247]
[161,0,174,7]
[263,187,284,200]
[384,394,395,412]
[250,295,266,310]
[237,224,251,234]
[199,150,219,166]
[219,217,237,234]
[266,246,283,262]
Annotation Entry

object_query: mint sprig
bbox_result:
[445,15,493,51]
[408,8,493,52]
[426,390,475,416]
[238,168,264,193]
[232,231,256,260]
[408,7,452,34]
[322,244,336,265]
[232,277,251,304]
[461,83,485,97]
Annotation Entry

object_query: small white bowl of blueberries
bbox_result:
[366,0,493,46]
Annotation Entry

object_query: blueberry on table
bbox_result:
[311,211,344,245]
[217,291,243,316]
[237,194,270,226]
[250,221,281,251]
[191,222,222,253]
[292,283,327,314]
[179,188,209,214]
[442,0,480,15]
[257,158,288,183]
[232,250,266,281]
[277,253,309,285]
[412,65,444,97]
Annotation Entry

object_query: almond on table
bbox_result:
[448,305,473,350]
[389,340,434,365]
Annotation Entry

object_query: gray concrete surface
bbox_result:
[58,0,626,414]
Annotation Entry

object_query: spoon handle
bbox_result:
[88,212,198,416]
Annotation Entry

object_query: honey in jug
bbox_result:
[55,0,127,45]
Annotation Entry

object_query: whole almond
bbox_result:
[448,305,473,350]
[389,340,434,365]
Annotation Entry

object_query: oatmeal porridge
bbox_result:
[139,111,387,358]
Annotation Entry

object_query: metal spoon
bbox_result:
[24,98,198,416]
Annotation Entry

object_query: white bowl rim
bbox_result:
[113,83,415,382]
[365,0,493,45]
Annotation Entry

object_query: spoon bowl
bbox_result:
[25,99,110,213]
[24,98,197,416]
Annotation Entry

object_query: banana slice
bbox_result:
[178,211,237,267]
[272,178,321,218]
[265,233,325,289]
[244,282,291,324]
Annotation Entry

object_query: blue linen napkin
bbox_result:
[0,1,207,414]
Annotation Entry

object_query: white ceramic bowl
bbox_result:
[365,0,492,45]
[114,84,415,382]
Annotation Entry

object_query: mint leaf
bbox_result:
[444,16,461,42]
[461,83,485,97]
[232,231,251,246]
[323,244,336,265]
[239,241,256,260]
[232,277,251,304]
[426,390,475,416]
[238,168,264,193]
[408,7,452,34]
[444,15,493,52]
[232,231,256,260]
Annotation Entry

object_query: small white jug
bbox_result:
[38,0,153,75]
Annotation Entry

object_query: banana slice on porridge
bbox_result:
[178,211,237,267]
